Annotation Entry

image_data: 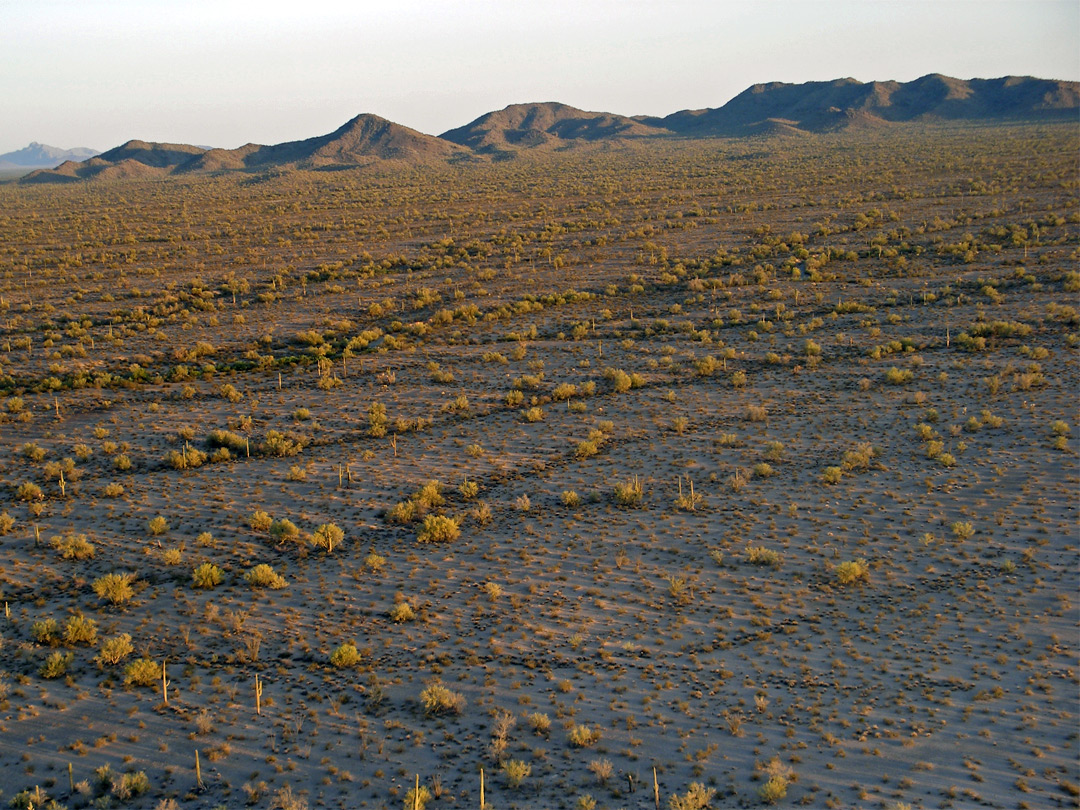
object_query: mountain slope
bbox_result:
[441,102,670,155]
[184,114,468,172]
[659,74,1080,136]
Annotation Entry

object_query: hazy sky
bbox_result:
[2,0,1077,153]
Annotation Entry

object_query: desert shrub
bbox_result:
[95,633,134,667]
[260,430,304,457]
[269,518,301,543]
[50,532,94,560]
[403,785,432,810]
[951,521,975,540]
[821,466,843,485]
[613,476,644,507]
[92,572,137,606]
[111,770,151,800]
[561,490,581,507]
[505,389,524,406]
[64,613,98,645]
[31,618,59,645]
[835,558,870,586]
[523,406,544,422]
[417,514,460,544]
[757,776,789,804]
[245,564,287,589]
[102,482,124,498]
[744,404,768,422]
[669,782,716,810]
[841,442,876,470]
[364,552,387,573]
[746,546,781,567]
[420,682,465,716]
[147,516,168,536]
[0,512,15,535]
[311,523,344,552]
[166,446,207,470]
[124,657,160,687]
[16,481,43,501]
[752,462,774,478]
[208,429,247,452]
[527,712,551,735]
[552,383,577,400]
[390,601,416,623]
[329,642,362,669]
[502,759,531,788]
[112,454,133,471]
[458,478,480,500]
[568,724,601,747]
[884,366,913,385]
[40,651,74,679]
[192,563,224,589]
[249,510,273,532]
[368,402,388,437]
[730,370,748,388]
[602,367,633,393]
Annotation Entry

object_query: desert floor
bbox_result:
[0,124,1076,809]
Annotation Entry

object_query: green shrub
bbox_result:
[951,521,975,540]
[568,724,601,747]
[757,776,789,804]
[420,682,465,715]
[669,782,716,810]
[417,514,460,544]
[64,613,98,645]
[51,532,95,560]
[311,523,344,552]
[389,602,416,623]
[502,759,532,788]
[613,476,644,507]
[403,784,432,810]
[269,518,301,543]
[192,563,224,589]
[249,510,273,532]
[330,642,362,669]
[93,572,137,606]
[31,618,59,645]
[835,558,870,586]
[40,651,74,679]
[95,633,135,667]
[124,657,160,687]
[746,546,781,567]
[821,466,843,485]
[245,564,287,589]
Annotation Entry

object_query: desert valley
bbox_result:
[0,75,1076,809]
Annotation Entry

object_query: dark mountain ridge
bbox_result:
[18,74,1077,183]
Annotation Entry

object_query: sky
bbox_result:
[1,0,1077,153]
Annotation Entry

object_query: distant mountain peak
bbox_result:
[0,142,100,169]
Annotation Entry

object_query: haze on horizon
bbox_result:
[3,0,1077,155]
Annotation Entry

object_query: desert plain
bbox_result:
[0,120,1076,810]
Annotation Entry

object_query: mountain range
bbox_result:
[0,142,100,170]
[18,74,1078,183]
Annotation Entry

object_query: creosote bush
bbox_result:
[124,657,160,687]
[329,642,362,669]
[417,514,460,544]
[92,572,137,606]
[568,724,601,747]
[95,634,135,667]
[835,558,870,586]
[420,682,465,716]
[192,562,224,589]
[245,564,287,589]
[669,782,716,810]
